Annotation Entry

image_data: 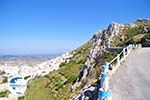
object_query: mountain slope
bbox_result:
[25,19,150,100]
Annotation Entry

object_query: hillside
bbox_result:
[25,19,150,100]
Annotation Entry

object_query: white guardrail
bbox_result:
[98,44,141,100]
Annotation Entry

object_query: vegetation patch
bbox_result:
[2,77,8,83]
[141,33,150,42]
[18,96,25,100]
[0,90,9,97]
[0,71,5,75]
[24,75,31,80]
[25,41,93,100]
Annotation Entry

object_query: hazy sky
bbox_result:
[0,0,150,55]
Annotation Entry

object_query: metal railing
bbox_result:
[108,44,133,76]
[98,44,138,100]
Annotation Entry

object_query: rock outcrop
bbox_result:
[72,19,150,100]
[72,22,125,98]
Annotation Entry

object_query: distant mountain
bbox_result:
[25,19,150,100]
[0,54,59,66]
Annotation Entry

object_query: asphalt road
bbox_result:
[110,48,150,100]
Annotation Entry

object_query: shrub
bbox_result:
[141,33,150,42]
[0,90,9,97]
[2,77,7,83]
[126,38,135,45]
[18,96,25,100]
[126,27,140,37]
[0,71,5,75]
[24,76,31,80]
[54,82,64,91]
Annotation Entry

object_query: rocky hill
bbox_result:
[25,19,150,100]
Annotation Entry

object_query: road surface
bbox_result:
[110,48,150,100]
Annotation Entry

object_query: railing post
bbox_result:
[99,88,112,100]
[123,48,126,60]
[126,46,128,55]
[100,73,109,91]
[126,45,131,55]
[98,62,112,100]
[101,65,109,73]
[117,54,120,66]
[131,44,134,50]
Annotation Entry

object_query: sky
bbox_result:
[0,0,150,55]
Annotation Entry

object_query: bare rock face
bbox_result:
[74,84,99,100]
[72,22,125,96]
[136,19,150,33]
[107,22,125,47]
[129,23,137,28]
[107,22,124,37]
[72,31,104,91]
[142,25,150,33]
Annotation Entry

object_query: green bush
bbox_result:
[126,27,140,37]
[2,77,7,83]
[24,76,31,80]
[0,71,5,75]
[126,38,135,45]
[141,33,150,42]
[18,96,25,100]
[54,82,64,91]
[0,90,9,97]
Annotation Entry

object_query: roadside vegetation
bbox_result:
[0,71,5,75]
[0,90,9,97]
[141,32,150,42]
[18,96,25,100]
[24,75,31,80]
[2,77,8,83]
